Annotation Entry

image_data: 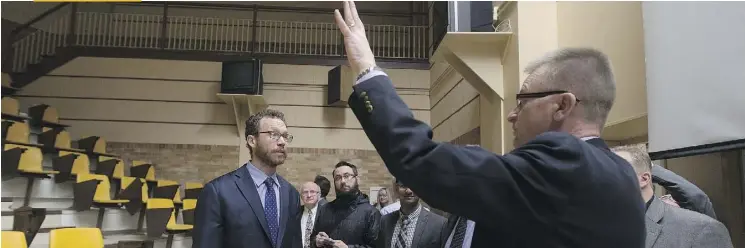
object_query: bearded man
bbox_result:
[311,161,381,248]
[193,109,303,248]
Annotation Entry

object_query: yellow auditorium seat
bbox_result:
[131,160,156,182]
[155,180,182,204]
[2,231,28,248]
[99,155,125,180]
[3,141,59,206]
[146,198,193,248]
[184,182,204,199]
[27,104,68,129]
[74,174,128,228]
[49,228,104,248]
[1,97,29,122]
[181,199,197,225]
[120,176,150,232]
[35,127,91,183]
[75,136,118,157]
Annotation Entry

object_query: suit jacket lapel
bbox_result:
[645,198,665,248]
[412,210,429,247]
[234,164,272,241]
[276,176,291,248]
[384,211,399,248]
[441,214,459,244]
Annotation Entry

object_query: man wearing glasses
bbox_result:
[193,109,302,248]
[311,161,381,248]
[301,182,322,248]
[333,1,645,247]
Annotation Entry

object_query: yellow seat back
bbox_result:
[77,174,113,202]
[4,144,44,172]
[185,182,203,190]
[182,199,197,210]
[54,130,73,149]
[2,231,28,248]
[132,160,155,181]
[147,198,176,225]
[5,122,30,143]
[2,97,20,116]
[157,180,182,201]
[41,106,60,124]
[99,156,124,179]
[59,151,90,175]
[121,176,149,202]
[49,228,103,248]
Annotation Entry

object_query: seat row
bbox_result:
[2,96,202,247]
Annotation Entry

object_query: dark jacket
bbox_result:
[347,75,646,248]
[651,165,717,219]
[311,192,381,248]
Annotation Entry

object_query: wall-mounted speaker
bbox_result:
[327,65,354,106]
[221,59,264,95]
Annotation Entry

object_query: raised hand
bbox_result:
[334,1,377,78]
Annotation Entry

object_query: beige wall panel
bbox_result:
[433,97,480,142]
[516,1,559,84]
[265,63,430,89]
[556,1,647,126]
[270,105,430,128]
[18,97,235,125]
[263,86,429,110]
[23,76,222,103]
[288,127,374,150]
[429,67,461,107]
[60,120,238,146]
[430,79,479,128]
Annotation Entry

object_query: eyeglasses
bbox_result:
[258,131,293,143]
[514,90,581,111]
[333,173,357,182]
[301,190,319,196]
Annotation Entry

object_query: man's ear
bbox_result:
[640,171,652,188]
[553,93,578,121]
[247,135,257,149]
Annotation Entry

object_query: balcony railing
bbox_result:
[8,3,429,73]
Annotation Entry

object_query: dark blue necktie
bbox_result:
[264,178,279,246]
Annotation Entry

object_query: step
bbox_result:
[2,206,146,232]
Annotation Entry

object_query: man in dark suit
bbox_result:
[193,109,302,248]
[332,2,645,247]
[611,144,733,248]
[378,179,445,248]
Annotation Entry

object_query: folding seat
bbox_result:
[27,104,68,130]
[146,198,193,248]
[36,128,91,183]
[118,176,149,232]
[130,160,157,195]
[183,182,204,199]
[73,173,128,229]
[2,121,59,207]
[181,199,197,225]
[1,97,29,123]
[49,228,104,248]
[1,231,28,248]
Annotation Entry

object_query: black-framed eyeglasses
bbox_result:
[333,173,357,182]
[258,131,294,143]
[515,90,581,110]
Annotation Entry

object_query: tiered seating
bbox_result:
[1,95,203,248]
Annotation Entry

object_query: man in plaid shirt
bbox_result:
[377,179,446,248]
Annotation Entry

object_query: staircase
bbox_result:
[6,3,429,89]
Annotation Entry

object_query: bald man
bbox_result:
[300,182,321,248]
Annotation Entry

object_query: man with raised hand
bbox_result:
[333,1,645,247]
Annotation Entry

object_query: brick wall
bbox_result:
[105,143,394,200]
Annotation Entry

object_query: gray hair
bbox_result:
[524,48,616,126]
[611,144,652,174]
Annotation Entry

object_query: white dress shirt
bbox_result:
[301,203,318,247]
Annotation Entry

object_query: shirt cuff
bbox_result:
[354,69,388,85]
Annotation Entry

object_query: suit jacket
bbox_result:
[193,164,303,248]
[440,215,499,248]
[645,197,733,248]
[348,75,646,248]
[378,208,446,248]
[651,165,717,219]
